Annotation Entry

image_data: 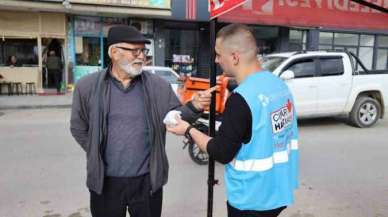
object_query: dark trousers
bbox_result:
[48,69,61,93]
[90,174,162,217]
[227,202,286,217]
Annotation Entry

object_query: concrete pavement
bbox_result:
[0,109,387,217]
[0,93,72,110]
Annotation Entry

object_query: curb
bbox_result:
[0,104,72,110]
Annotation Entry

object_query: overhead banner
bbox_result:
[218,0,388,30]
[209,0,249,19]
[69,0,171,9]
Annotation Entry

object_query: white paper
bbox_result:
[163,110,182,127]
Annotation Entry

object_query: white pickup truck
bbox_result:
[262,51,388,128]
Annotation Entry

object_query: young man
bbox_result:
[167,24,299,217]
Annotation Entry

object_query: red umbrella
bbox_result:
[207,1,249,217]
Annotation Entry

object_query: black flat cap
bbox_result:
[107,25,150,47]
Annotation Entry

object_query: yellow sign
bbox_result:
[69,0,170,9]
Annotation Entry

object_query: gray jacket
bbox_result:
[70,68,200,194]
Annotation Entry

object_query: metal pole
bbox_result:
[207,18,218,217]
[350,0,388,13]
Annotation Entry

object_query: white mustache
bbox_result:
[131,61,143,65]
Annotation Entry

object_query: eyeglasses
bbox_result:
[115,46,150,56]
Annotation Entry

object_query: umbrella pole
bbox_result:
[207,18,218,217]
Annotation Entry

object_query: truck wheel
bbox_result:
[350,96,381,128]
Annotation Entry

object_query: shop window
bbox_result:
[251,26,279,54]
[319,32,380,70]
[377,36,388,47]
[75,37,101,66]
[376,49,388,70]
[334,33,359,46]
[360,35,374,47]
[319,45,333,50]
[289,30,306,51]
[166,29,199,75]
[319,32,333,45]
[359,47,373,70]
[0,39,38,66]
[319,32,335,51]
[376,36,388,70]
[356,35,375,70]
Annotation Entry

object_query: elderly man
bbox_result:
[167,24,299,217]
[70,25,213,217]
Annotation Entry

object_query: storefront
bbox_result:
[153,21,208,77]
[0,10,67,93]
[317,32,388,70]
[150,0,212,77]
[217,0,388,70]
[0,0,171,86]
[64,0,169,83]
[155,0,309,77]
[66,16,156,83]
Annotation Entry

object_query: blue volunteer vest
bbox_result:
[225,71,299,211]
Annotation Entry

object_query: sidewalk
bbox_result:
[0,92,73,110]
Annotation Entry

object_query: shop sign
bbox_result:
[74,16,101,37]
[102,17,128,37]
[172,54,194,74]
[209,0,249,19]
[218,0,388,30]
[69,0,171,9]
[173,54,193,63]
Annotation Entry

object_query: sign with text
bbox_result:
[70,0,171,9]
[219,0,388,30]
[209,0,248,19]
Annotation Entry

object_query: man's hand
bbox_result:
[191,86,217,111]
[166,115,190,136]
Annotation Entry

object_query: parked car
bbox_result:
[143,66,180,94]
[262,50,388,127]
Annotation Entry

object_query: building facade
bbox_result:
[0,0,171,92]
[0,8,67,92]
[1,0,387,92]
[219,0,388,71]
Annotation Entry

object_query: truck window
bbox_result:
[155,70,179,84]
[319,57,344,76]
[284,59,315,78]
[262,57,286,72]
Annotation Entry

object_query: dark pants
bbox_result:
[90,174,162,217]
[227,202,286,217]
[48,69,61,93]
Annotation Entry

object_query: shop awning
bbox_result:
[0,0,172,18]
[216,0,388,30]
[0,11,66,38]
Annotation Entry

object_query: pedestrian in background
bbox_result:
[46,50,62,93]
